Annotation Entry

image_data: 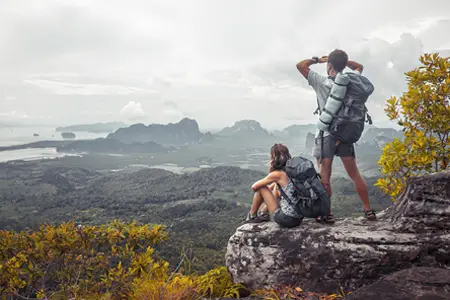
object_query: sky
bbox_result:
[0,0,449,131]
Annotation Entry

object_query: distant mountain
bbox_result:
[106,118,206,145]
[56,122,127,133]
[304,132,315,154]
[56,138,172,154]
[361,127,403,147]
[280,124,317,138]
[362,127,402,140]
[218,120,271,139]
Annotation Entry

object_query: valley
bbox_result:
[0,118,395,272]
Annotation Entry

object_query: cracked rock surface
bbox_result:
[345,267,450,300]
[225,170,450,293]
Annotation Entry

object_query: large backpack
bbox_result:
[277,156,331,218]
[316,72,374,144]
[329,72,374,144]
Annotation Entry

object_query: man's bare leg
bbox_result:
[317,158,333,198]
[315,157,334,223]
[340,156,371,211]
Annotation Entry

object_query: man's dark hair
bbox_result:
[328,49,348,73]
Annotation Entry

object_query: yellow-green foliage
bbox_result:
[133,266,243,300]
[0,221,243,299]
[376,53,450,200]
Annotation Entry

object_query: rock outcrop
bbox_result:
[346,267,450,300]
[61,132,76,139]
[225,170,450,294]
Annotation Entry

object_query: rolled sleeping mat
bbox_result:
[317,73,349,132]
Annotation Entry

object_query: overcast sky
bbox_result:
[1,0,449,130]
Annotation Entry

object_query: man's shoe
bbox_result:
[364,209,377,221]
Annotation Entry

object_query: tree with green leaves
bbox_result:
[376,53,450,200]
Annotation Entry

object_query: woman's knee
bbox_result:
[258,186,272,194]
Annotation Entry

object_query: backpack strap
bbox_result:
[343,97,353,116]
[276,182,294,206]
[319,130,325,164]
[277,179,310,204]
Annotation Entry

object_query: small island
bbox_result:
[61,132,76,139]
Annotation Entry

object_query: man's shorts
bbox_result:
[312,135,355,159]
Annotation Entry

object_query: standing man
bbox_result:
[296,49,376,223]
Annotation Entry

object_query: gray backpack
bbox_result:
[278,156,331,218]
[329,73,374,144]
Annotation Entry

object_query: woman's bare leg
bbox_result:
[260,185,279,214]
[249,189,264,215]
[249,186,278,215]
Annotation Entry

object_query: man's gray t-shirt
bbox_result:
[307,69,361,138]
[307,70,333,138]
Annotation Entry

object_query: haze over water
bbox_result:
[0,127,106,162]
[0,127,107,147]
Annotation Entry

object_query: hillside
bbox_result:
[0,162,390,272]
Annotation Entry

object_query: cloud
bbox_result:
[163,99,178,109]
[24,79,158,96]
[0,1,449,129]
[163,108,185,120]
[119,101,148,121]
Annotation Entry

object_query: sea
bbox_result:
[0,126,106,163]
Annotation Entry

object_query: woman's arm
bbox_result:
[251,171,281,192]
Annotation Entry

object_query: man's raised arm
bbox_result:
[347,60,364,73]
[296,56,327,79]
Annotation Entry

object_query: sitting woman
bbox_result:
[244,143,303,228]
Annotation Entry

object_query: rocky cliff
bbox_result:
[225,170,450,295]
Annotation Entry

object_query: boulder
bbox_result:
[225,170,450,293]
[345,267,450,300]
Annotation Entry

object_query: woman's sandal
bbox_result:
[316,215,336,224]
[364,209,377,221]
